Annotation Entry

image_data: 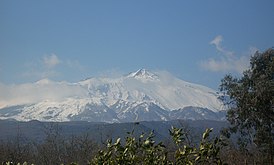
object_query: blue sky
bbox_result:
[1,0,274,89]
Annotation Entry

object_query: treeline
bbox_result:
[0,123,270,165]
[0,124,98,165]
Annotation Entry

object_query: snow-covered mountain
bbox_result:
[0,69,226,122]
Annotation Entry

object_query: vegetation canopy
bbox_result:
[220,48,274,163]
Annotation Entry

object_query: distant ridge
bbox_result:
[0,69,225,122]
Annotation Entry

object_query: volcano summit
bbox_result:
[0,69,225,122]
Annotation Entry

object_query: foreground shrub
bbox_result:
[90,130,168,165]
[91,127,226,165]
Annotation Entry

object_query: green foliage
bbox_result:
[92,127,225,165]
[220,48,274,163]
[91,130,168,165]
[170,127,225,165]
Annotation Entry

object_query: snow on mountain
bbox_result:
[127,69,160,82]
[0,69,225,122]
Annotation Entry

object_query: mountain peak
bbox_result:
[0,69,224,122]
[127,69,159,81]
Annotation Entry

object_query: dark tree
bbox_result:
[220,48,274,163]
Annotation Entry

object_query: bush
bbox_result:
[91,127,226,165]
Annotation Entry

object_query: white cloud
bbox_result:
[200,35,257,74]
[0,81,87,108]
[22,54,86,81]
[210,35,223,52]
[210,35,233,57]
[200,56,249,73]
[22,55,60,80]
[43,54,60,68]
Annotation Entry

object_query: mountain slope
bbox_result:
[0,69,225,122]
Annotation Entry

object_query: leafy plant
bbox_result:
[91,130,168,165]
[91,127,226,165]
[170,127,225,165]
